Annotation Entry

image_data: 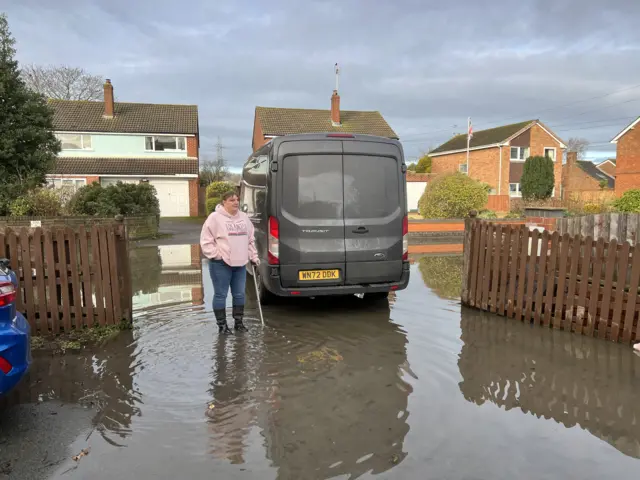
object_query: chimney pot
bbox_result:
[331,89,341,126]
[103,79,114,118]
[567,151,578,164]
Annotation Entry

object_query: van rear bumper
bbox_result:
[261,262,410,297]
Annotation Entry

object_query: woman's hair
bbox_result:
[221,191,238,202]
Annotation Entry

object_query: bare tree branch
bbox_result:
[566,137,590,160]
[20,64,104,101]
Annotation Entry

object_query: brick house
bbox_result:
[611,116,640,196]
[562,152,615,201]
[430,120,566,204]
[596,158,616,178]
[251,88,397,152]
[47,79,200,217]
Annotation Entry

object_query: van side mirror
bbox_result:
[241,204,249,213]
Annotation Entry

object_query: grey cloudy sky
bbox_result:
[2,0,639,167]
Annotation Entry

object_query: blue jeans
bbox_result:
[209,260,247,310]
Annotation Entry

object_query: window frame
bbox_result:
[509,183,522,197]
[510,146,530,162]
[49,177,87,192]
[544,147,557,162]
[56,133,93,151]
[459,163,468,174]
[144,135,187,152]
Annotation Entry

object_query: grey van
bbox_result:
[240,133,410,303]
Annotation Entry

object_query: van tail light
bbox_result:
[402,216,409,261]
[0,281,16,308]
[0,356,11,374]
[268,216,280,265]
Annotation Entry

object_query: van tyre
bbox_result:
[364,292,389,302]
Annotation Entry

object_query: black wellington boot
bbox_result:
[232,305,248,332]
[215,309,232,335]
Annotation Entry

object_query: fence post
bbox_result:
[114,216,133,322]
[461,210,478,305]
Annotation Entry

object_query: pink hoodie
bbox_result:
[200,205,258,267]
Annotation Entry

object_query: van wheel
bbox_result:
[254,269,275,305]
[364,292,389,302]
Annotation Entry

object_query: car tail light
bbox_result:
[268,216,280,265]
[0,281,16,308]
[326,133,354,138]
[402,215,409,261]
[0,356,11,374]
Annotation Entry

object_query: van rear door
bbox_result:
[342,141,404,285]
[278,141,346,288]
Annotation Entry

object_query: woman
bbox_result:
[200,191,259,334]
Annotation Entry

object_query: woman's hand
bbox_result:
[251,258,260,267]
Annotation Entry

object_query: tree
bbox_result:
[418,172,488,218]
[0,14,60,214]
[566,137,589,160]
[407,163,417,171]
[415,154,432,173]
[20,64,103,101]
[200,136,229,186]
[520,155,555,200]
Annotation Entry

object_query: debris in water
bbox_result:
[72,448,90,462]
[208,403,215,410]
[391,453,400,465]
[297,347,343,368]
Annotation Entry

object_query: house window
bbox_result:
[510,146,530,161]
[509,183,522,197]
[459,164,468,174]
[56,134,92,150]
[49,178,86,192]
[145,136,186,151]
[544,147,556,162]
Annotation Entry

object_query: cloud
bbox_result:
[4,0,639,165]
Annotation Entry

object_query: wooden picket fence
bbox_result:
[462,220,640,345]
[0,225,132,334]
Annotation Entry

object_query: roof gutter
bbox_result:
[429,143,502,157]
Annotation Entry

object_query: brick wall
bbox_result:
[252,117,269,152]
[188,179,199,216]
[187,136,199,158]
[0,216,159,240]
[615,125,640,197]
[431,147,502,192]
[528,124,564,198]
[562,156,599,195]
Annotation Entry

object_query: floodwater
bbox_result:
[2,245,640,479]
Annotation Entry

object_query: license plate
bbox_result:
[298,269,340,281]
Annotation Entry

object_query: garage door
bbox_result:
[101,177,190,217]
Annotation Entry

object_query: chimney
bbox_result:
[103,79,114,118]
[331,90,341,126]
[567,151,577,165]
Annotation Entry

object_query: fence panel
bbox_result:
[0,225,131,334]
[463,220,640,346]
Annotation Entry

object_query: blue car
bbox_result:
[0,258,31,397]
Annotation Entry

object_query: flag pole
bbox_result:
[466,117,471,173]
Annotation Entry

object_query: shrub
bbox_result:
[407,163,417,171]
[8,189,63,216]
[582,202,604,215]
[503,211,523,219]
[68,182,160,217]
[520,155,555,200]
[612,189,640,213]
[415,155,432,173]
[205,181,236,214]
[478,210,497,219]
[418,173,488,219]
[206,197,218,215]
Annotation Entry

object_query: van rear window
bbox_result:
[282,155,344,219]
[343,155,400,219]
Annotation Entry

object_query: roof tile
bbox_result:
[50,158,198,176]
[50,100,198,135]
[431,120,534,154]
[256,106,398,138]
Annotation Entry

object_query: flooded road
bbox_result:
[2,245,640,479]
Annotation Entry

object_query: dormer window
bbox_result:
[56,134,92,150]
[145,136,186,151]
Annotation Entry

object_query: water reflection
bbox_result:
[1,331,140,447]
[131,245,204,309]
[417,255,463,300]
[458,309,640,458]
